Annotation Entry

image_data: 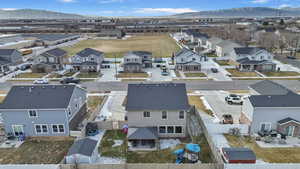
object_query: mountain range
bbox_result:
[1,7,300,19]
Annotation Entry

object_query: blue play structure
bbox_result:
[173,144,201,164]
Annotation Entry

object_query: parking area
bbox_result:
[202,91,247,124]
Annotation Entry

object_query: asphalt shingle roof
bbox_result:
[125,83,190,111]
[248,93,300,108]
[234,47,265,55]
[222,148,256,161]
[249,80,294,95]
[127,127,158,140]
[67,138,97,156]
[0,49,17,56]
[76,48,104,58]
[41,48,67,58]
[0,85,79,109]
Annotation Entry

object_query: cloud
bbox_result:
[251,0,270,4]
[98,0,124,4]
[0,8,17,11]
[135,8,198,14]
[59,0,76,3]
[278,4,291,8]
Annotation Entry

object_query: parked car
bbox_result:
[225,94,243,105]
[60,77,80,84]
[211,68,219,73]
[222,114,233,124]
[287,56,297,60]
[33,79,49,84]
[225,94,240,101]
[19,64,31,71]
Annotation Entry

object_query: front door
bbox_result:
[12,125,24,136]
[286,126,295,137]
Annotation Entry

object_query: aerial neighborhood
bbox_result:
[1,3,300,169]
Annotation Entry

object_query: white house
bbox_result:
[215,40,241,57]
[206,37,223,51]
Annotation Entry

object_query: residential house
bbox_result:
[23,34,80,46]
[123,51,152,73]
[206,37,223,51]
[32,48,67,73]
[0,85,87,137]
[215,40,241,57]
[185,30,209,51]
[174,48,205,72]
[231,47,276,72]
[240,80,300,137]
[66,138,98,164]
[71,48,104,72]
[125,83,191,150]
[0,49,22,73]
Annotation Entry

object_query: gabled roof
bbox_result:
[67,138,97,156]
[127,127,158,140]
[278,118,300,125]
[248,93,300,108]
[249,80,294,95]
[0,49,17,56]
[23,34,79,42]
[237,57,274,65]
[125,83,190,111]
[76,48,103,58]
[185,30,209,39]
[0,85,85,109]
[175,48,203,65]
[207,37,223,45]
[40,48,67,58]
[131,51,152,56]
[234,47,266,55]
[222,148,256,161]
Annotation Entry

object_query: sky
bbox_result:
[1,0,300,17]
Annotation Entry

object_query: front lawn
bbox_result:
[184,72,207,78]
[215,60,238,66]
[188,96,214,116]
[226,69,258,77]
[262,71,300,77]
[225,134,300,163]
[15,73,47,78]
[76,72,102,78]
[99,130,127,158]
[116,73,148,78]
[207,53,218,57]
[0,137,74,164]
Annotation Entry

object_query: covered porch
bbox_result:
[127,127,159,151]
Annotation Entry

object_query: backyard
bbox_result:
[226,69,259,77]
[0,137,74,164]
[86,96,105,120]
[62,35,181,58]
[99,130,213,163]
[225,134,300,163]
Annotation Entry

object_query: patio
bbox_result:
[256,137,300,148]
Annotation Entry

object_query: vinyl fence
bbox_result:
[205,124,249,135]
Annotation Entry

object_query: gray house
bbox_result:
[125,83,191,150]
[0,85,87,137]
[0,49,23,73]
[175,48,205,72]
[32,48,67,73]
[71,48,104,72]
[240,80,300,137]
[231,47,276,72]
[123,51,152,73]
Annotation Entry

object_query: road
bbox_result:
[2,80,300,92]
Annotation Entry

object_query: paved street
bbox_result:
[2,80,300,92]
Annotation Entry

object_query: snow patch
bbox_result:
[160,139,181,150]
[96,156,125,164]
[200,96,213,110]
[112,140,124,147]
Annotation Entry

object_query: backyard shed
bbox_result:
[222,148,256,164]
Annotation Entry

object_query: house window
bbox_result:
[175,126,183,134]
[159,126,166,133]
[162,111,167,119]
[167,126,174,133]
[35,124,48,134]
[143,111,150,118]
[29,110,37,118]
[260,122,271,132]
[52,124,65,133]
[179,111,185,119]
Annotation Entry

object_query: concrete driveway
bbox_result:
[146,68,172,82]
[203,91,244,124]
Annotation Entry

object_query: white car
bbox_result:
[33,79,49,84]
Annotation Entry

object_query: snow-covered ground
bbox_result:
[112,140,124,147]
[160,139,181,150]
[95,156,125,164]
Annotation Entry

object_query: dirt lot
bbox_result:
[0,137,74,164]
[63,35,180,58]
[225,134,300,163]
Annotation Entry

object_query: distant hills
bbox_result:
[173,7,300,18]
[0,9,87,20]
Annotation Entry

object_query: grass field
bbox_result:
[184,72,207,78]
[15,73,47,78]
[215,60,237,66]
[225,134,300,163]
[117,73,148,78]
[62,35,181,58]
[226,69,258,77]
[188,96,214,116]
[0,137,74,164]
[262,71,300,77]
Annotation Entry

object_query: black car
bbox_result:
[20,64,31,71]
[287,56,297,60]
[60,77,80,84]
[211,68,219,73]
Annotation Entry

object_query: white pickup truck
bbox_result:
[225,94,243,105]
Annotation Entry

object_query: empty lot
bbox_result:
[62,35,180,58]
